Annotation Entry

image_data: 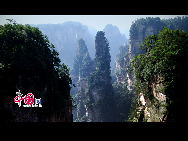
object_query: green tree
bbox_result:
[129,27,188,121]
[0,20,73,121]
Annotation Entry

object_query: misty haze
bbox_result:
[1,15,188,122]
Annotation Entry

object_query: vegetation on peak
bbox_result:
[129,16,188,41]
[129,27,188,121]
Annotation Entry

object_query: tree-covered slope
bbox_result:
[0,20,73,122]
[128,27,188,122]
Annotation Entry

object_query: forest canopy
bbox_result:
[129,26,188,121]
[0,20,73,120]
[129,16,188,40]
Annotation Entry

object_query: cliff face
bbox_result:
[129,25,159,61]
[127,17,188,122]
[114,45,129,85]
[72,32,114,122]
[128,26,167,121]
[127,17,166,92]
[72,33,114,121]
[137,77,167,122]
[127,18,166,122]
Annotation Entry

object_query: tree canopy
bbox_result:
[129,26,188,121]
[129,16,188,40]
[0,20,73,120]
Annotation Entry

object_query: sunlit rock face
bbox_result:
[127,24,160,92]
[137,75,167,122]
[127,21,167,121]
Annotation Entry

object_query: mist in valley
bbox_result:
[1,15,188,122]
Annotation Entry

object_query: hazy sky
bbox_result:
[0,15,185,37]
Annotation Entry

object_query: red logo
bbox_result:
[24,93,34,105]
[14,90,42,107]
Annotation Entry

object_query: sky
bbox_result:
[0,15,186,38]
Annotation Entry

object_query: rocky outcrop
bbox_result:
[127,19,165,92]
[127,16,188,121]
[86,31,114,122]
[128,24,159,62]
[71,38,95,121]
[69,31,115,122]
[114,45,129,85]
[127,18,167,122]
[137,77,167,122]
[103,24,127,68]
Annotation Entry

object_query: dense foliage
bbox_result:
[129,27,188,121]
[130,16,188,41]
[161,16,188,32]
[0,20,73,121]
[129,17,164,40]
